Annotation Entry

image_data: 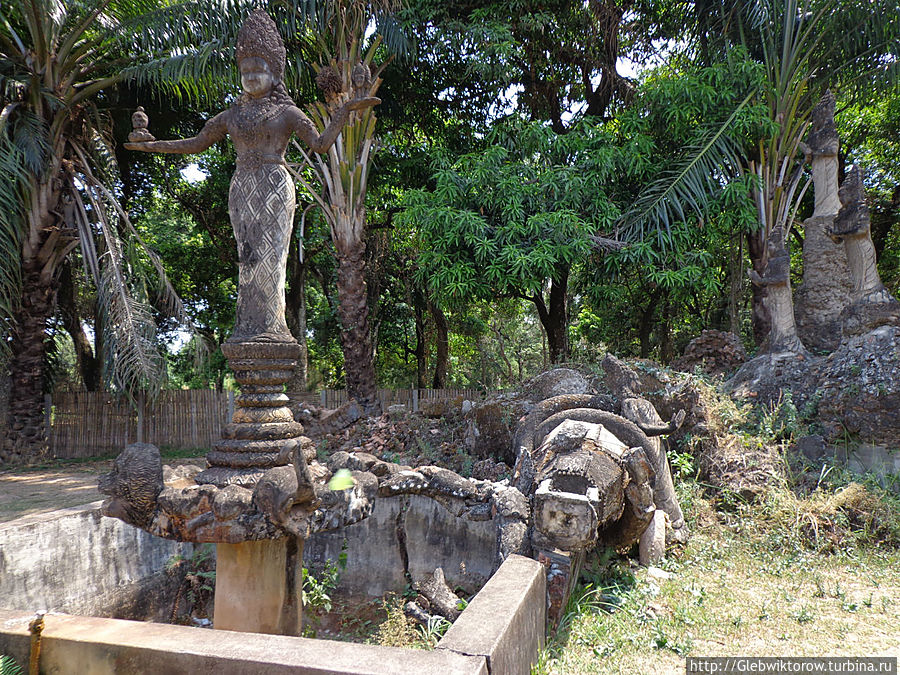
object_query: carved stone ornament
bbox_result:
[829,165,900,336]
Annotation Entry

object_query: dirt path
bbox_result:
[0,457,205,523]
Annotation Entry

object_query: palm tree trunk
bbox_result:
[286,236,309,392]
[638,294,660,359]
[748,230,771,346]
[334,228,379,415]
[2,257,56,465]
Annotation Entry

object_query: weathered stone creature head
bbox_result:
[98,443,163,529]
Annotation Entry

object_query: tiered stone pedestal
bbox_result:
[196,339,308,636]
[197,341,306,487]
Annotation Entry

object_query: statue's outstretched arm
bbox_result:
[125,112,228,154]
[290,98,379,154]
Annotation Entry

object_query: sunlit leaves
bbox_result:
[401,117,621,306]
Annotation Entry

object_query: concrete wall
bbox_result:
[0,555,546,675]
[0,609,488,675]
[303,495,497,596]
[0,501,193,620]
[1,490,500,625]
[438,554,547,675]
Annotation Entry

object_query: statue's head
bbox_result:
[240,56,275,98]
[235,10,286,92]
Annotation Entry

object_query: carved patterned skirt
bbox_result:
[228,162,295,342]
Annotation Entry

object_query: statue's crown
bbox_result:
[235,10,286,82]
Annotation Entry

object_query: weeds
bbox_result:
[370,595,450,650]
[373,597,419,647]
[166,544,216,624]
[416,615,452,647]
[302,546,349,636]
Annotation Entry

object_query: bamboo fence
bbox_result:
[50,390,230,459]
[317,387,497,409]
[47,388,497,459]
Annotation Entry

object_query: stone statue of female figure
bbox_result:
[127,10,377,344]
[126,10,378,488]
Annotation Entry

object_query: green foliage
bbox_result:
[303,548,348,620]
[0,655,23,675]
[403,117,619,306]
[415,614,452,648]
[166,544,216,622]
[0,0,238,396]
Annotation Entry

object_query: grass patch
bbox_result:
[534,476,900,674]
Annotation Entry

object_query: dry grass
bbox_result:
[372,599,421,648]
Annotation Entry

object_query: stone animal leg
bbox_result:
[620,398,685,540]
[598,446,656,549]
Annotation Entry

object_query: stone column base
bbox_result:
[213,536,303,636]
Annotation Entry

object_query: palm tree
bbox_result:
[621,0,900,352]
[0,0,250,464]
[289,0,405,414]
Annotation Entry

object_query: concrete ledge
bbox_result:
[437,554,546,675]
[0,609,487,675]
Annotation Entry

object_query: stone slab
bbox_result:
[437,554,546,675]
[405,494,496,593]
[0,501,193,620]
[0,609,488,675]
[304,494,498,597]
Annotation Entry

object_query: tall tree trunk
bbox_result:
[286,234,309,392]
[58,262,100,391]
[413,291,427,389]
[334,230,379,414]
[3,173,66,465]
[637,294,660,359]
[428,297,449,389]
[2,257,56,465]
[747,230,771,346]
[729,229,743,335]
[491,322,513,383]
[658,295,673,363]
[540,325,548,370]
[532,265,570,363]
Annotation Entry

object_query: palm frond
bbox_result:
[69,140,191,327]
[0,132,26,332]
[96,258,167,397]
[617,91,755,245]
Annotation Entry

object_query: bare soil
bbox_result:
[0,456,205,523]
